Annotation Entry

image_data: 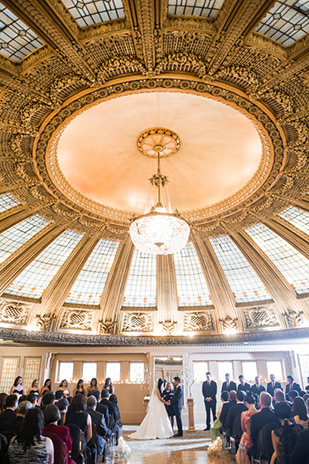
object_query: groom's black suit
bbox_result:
[172,385,183,436]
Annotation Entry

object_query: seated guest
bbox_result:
[56,398,68,425]
[40,378,52,397]
[41,392,56,411]
[73,379,85,396]
[43,403,75,464]
[109,395,122,427]
[86,396,110,459]
[291,428,309,464]
[10,376,24,395]
[87,378,99,397]
[55,390,64,401]
[1,400,32,435]
[238,375,250,393]
[251,392,279,446]
[293,396,309,428]
[236,393,258,464]
[65,394,92,444]
[267,374,282,397]
[8,407,54,463]
[27,392,40,408]
[286,375,301,397]
[104,378,114,396]
[100,389,118,433]
[0,394,18,428]
[27,379,40,396]
[222,373,237,393]
[305,376,309,392]
[97,392,110,428]
[271,401,303,464]
[274,389,286,404]
[0,393,7,414]
[56,379,70,398]
[226,390,248,442]
[220,390,237,433]
[211,391,228,442]
[18,395,27,404]
[251,377,265,396]
[288,390,299,404]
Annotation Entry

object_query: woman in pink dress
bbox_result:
[236,393,258,464]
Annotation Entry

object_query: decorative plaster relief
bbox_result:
[60,310,92,331]
[243,306,280,330]
[183,311,215,332]
[0,300,30,325]
[121,312,153,332]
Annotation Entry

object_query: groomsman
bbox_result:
[172,376,183,437]
[237,375,250,393]
[251,376,265,395]
[267,374,282,397]
[221,373,236,393]
[285,375,301,396]
[202,372,217,431]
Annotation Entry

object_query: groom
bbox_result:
[172,376,183,437]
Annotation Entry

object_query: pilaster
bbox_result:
[0,202,52,234]
[156,254,178,335]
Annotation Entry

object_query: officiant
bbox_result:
[162,382,175,428]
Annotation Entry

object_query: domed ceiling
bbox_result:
[0,0,308,346]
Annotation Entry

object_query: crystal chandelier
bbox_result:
[129,129,190,255]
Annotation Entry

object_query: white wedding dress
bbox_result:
[129,388,173,440]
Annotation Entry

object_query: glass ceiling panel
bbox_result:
[123,249,156,307]
[174,241,212,306]
[5,230,83,299]
[210,235,271,303]
[168,0,224,18]
[279,206,309,235]
[0,193,19,213]
[65,238,119,306]
[0,215,49,264]
[62,0,125,27]
[255,1,309,47]
[0,2,44,62]
[246,223,309,295]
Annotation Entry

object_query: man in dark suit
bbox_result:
[251,376,265,396]
[0,400,31,435]
[285,375,302,397]
[221,373,237,393]
[267,374,282,397]
[172,376,183,437]
[292,428,309,464]
[202,371,217,431]
[238,375,250,393]
[99,389,116,431]
[219,390,236,433]
[87,396,110,458]
[250,392,279,445]
[0,394,17,429]
[226,390,248,440]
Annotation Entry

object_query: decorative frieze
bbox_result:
[60,310,92,331]
[243,306,280,330]
[36,312,56,332]
[282,308,304,329]
[0,300,30,325]
[121,312,153,332]
[184,311,215,332]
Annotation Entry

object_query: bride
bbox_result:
[129,378,174,439]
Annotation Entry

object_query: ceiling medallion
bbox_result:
[136,128,181,158]
[130,129,190,255]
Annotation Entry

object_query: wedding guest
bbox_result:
[226,390,248,441]
[27,392,40,408]
[97,390,110,428]
[43,403,75,464]
[73,379,85,396]
[65,394,92,444]
[202,371,217,431]
[104,378,114,395]
[1,400,32,435]
[163,381,175,428]
[100,389,120,436]
[291,428,309,464]
[40,379,52,397]
[274,389,285,404]
[293,396,309,428]
[271,401,302,464]
[220,390,237,433]
[109,393,122,438]
[172,376,183,437]
[250,392,278,446]
[267,374,282,397]
[286,375,301,397]
[288,390,299,403]
[8,407,54,463]
[235,393,258,464]
[211,391,228,442]
[27,379,40,396]
[56,379,70,397]
[41,392,56,412]
[0,393,7,413]
[221,373,237,393]
[86,396,110,459]
[10,376,24,395]
[238,375,250,393]
[305,376,309,392]
[87,378,99,396]
[0,394,18,428]
[251,377,265,396]
[56,398,69,425]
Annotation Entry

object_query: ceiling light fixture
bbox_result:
[129,128,190,255]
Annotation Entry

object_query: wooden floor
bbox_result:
[108,449,233,464]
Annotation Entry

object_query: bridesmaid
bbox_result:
[40,378,52,397]
[104,377,114,395]
[10,376,24,395]
[27,379,40,395]
[73,379,85,396]
[87,378,99,396]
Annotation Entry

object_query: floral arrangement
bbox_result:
[118,437,131,458]
[207,437,222,457]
